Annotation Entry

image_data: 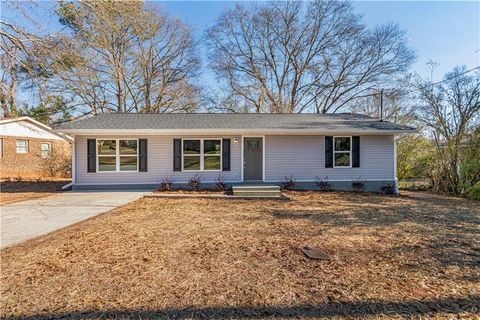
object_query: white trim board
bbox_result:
[58,128,415,135]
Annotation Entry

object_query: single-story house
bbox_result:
[55,113,415,192]
[0,117,72,179]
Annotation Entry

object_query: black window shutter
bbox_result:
[139,139,148,172]
[87,139,96,172]
[222,138,231,171]
[173,139,182,171]
[325,136,333,168]
[352,136,360,168]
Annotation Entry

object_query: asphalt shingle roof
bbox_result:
[56,113,415,132]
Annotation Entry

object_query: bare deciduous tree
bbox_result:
[206,1,415,113]
[32,0,201,115]
[349,77,417,124]
[134,10,200,113]
[417,66,480,194]
[0,1,54,116]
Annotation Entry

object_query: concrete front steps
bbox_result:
[232,185,281,197]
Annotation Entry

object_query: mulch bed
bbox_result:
[1,191,479,319]
[0,179,71,205]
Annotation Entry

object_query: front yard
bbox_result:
[1,191,479,319]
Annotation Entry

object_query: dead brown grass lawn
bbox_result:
[0,180,70,205]
[1,191,479,319]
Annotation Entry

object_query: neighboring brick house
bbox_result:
[0,117,72,179]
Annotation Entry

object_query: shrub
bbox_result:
[398,179,432,191]
[283,175,297,190]
[215,175,228,192]
[188,174,201,191]
[352,177,365,192]
[315,176,332,191]
[41,152,71,178]
[465,182,480,200]
[158,177,173,191]
[381,183,396,195]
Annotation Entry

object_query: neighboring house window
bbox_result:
[333,136,351,168]
[183,139,221,171]
[41,142,51,158]
[97,139,138,172]
[16,140,29,153]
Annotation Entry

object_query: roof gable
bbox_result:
[0,117,72,141]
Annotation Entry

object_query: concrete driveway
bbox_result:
[1,191,150,249]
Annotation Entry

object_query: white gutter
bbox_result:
[55,128,417,135]
[71,135,76,185]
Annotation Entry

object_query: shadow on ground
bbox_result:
[4,295,479,319]
[0,180,70,193]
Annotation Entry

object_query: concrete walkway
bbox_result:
[0,191,150,249]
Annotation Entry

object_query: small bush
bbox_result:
[398,179,432,191]
[465,182,480,200]
[215,175,228,192]
[381,183,396,195]
[42,152,71,178]
[315,176,332,191]
[283,175,297,190]
[158,177,173,191]
[352,177,365,192]
[188,174,201,191]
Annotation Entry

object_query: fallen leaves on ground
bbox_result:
[1,191,479,319]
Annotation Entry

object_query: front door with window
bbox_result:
[244,137,263,181]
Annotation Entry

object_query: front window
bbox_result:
[183,140,201,170]
[183,139,221,171]
[98,140,116,171]
[119,140,138,171]
[333,137,351,168]
[16,140,28,153]
[41,142,51,158]
[97,139,138,172]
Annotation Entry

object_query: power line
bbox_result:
[380,65,480,97]
[417,65,480,91]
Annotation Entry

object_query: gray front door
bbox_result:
[244,137,263,181]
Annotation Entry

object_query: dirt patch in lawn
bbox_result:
[1,191,479,319]
[0,179,71,205]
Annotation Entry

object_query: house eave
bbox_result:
[55,128,417,136]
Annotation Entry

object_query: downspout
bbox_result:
[62,134,75,190]
[394,135,399,194]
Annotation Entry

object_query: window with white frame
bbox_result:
[41,142,51,158]
[183,139,221,171]
[97,139,138,172]
[16,140,28,153]
[333,136,351,167]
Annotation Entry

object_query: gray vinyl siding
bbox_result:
[75,134,395,186]
[75,135,242,185]
[264,135,394,181]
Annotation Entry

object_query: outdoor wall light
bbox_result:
[234,138,239,143]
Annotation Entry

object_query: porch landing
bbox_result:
[232,184,281,197]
